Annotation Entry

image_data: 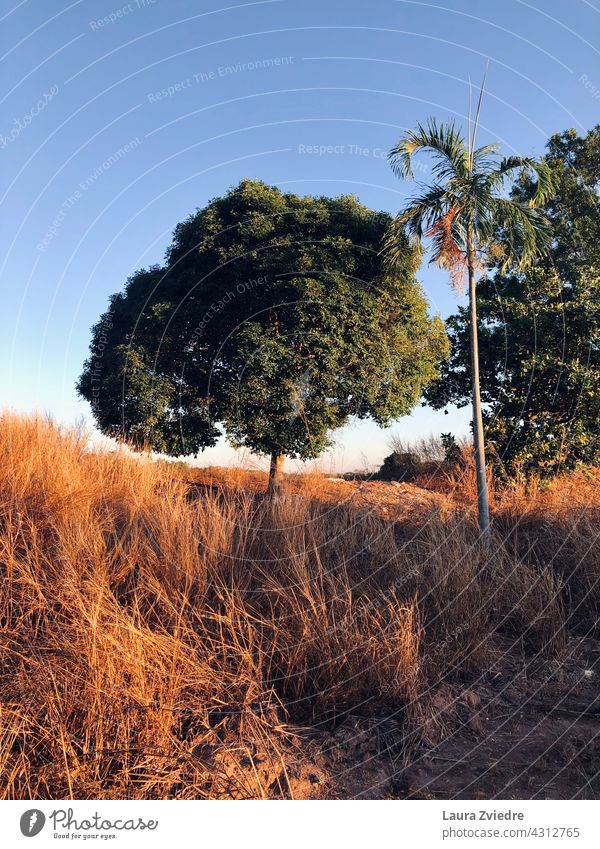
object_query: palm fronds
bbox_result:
[388,118,469,181]
[487,156,555,206]
[492,197,553,271]
[384,119,553,276]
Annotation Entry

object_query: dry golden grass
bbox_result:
[0,414,598,799]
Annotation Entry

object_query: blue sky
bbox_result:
[1,0,598,471]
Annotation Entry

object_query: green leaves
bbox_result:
[384,119,552,280]
[426,127,600,475]
[489,155,555,206]
[388,118,469,181]
[79,180,448,461]
[492,197,553,272]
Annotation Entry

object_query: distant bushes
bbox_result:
[377,433,466,481]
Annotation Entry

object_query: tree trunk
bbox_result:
[467,241,491,549]
[267,452,285,495]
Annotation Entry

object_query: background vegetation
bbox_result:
[427,127,600,475]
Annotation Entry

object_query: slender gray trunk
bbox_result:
[267,452,285,495]
[467,239,491,549]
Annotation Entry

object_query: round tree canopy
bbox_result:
[78,179,449,460]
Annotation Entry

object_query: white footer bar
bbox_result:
[0,800,598,849]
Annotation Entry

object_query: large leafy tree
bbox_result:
[78,179,448,490]
[426,127,600,475]
[384,106,552,544]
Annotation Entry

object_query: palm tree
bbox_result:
[384,89,553,547]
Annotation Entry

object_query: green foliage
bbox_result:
[384,117,553,278]
[440,432,464,467]
[78,180,449,460]
[378,451,420,481]
[427,127,600,474]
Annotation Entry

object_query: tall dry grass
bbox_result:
[0,414,598,798]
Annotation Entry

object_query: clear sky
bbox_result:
[1,0,599,471]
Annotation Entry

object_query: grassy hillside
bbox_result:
[1,415,598,799]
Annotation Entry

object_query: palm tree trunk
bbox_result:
[267,452,285,495]
[466,240,491,549]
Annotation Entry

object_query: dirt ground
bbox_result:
[187,468,449,520]
[182,468,600,800]
[216,637,600,800]
[395,636,600,800]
